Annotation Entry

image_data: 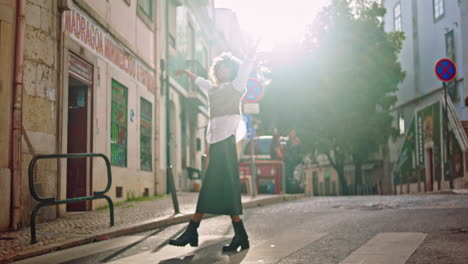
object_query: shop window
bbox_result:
[111,79,128,167]
[140,98,153,171]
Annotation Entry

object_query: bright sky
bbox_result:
[215,0,330,51]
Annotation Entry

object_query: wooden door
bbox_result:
[66,77,88,211]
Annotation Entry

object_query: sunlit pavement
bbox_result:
[13,195,468,264]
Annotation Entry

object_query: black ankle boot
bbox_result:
[222,220,249,252]
[169,220,199,247]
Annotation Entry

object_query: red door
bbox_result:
[67,77,88,211]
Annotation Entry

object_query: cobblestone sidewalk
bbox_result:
[0,192,299,263]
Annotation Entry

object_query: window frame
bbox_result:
[398,113,405,135]
[140,98,153,171]
[393,2,402,32]
[137,0,154,30]
[110,79,128,167]
[168,1,177,49]
[433,0,445,22]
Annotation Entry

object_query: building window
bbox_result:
[201,46,208,69]
[393,3,402,31]
[433,0,444,21]
[445,30,455,63]
[140,98,153,171]
[111,79,128,167]
[196,138,201,151]
[445,30,458,102]
[398,113,405,135]
[168,1,177,48]
[138,0,153,20]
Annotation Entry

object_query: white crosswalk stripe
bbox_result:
[108,231,328,264]
[339,232,427,264]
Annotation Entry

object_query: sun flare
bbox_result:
[215,0,330,51]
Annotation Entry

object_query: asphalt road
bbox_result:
[14,194,468,264]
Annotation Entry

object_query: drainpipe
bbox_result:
[165,0,171,194]
[11,0,26,231]
[153,0,160,194]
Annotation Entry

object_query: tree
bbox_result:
[260,0,405,195]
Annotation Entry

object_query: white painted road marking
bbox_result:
[108,231,328,264]
[108,235,231,264]
[232,232,327,264]
[339,232,427,264]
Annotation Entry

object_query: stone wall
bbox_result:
[20,0,59,226]
[0,0,15,231]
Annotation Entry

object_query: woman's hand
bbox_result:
[174,69,187,77]
[174,69,199,81]
[246,38,262,58]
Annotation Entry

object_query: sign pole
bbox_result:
[444,82,454,189]
[250,122,257,197]
[435,58,457,189]
[243,78,263,197]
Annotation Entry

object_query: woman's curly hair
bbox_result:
[209,52,241,85]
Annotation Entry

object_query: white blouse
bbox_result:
[195,58,255,144]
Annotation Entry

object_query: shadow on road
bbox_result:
[159,239,249,264]
[99,228,165,263]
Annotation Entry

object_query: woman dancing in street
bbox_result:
[169,47,256,252]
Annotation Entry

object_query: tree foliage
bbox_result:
[259,0,406,194]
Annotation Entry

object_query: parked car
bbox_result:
[239,135,288,194]
[240,135,288,162]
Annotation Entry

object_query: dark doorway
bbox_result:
[312,172,319,196]
[66,77,89,211]
[427,148,434,192]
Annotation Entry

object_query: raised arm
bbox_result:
[232,40,259,92]
[174,69,198,81]
[232,58,255,93]
[174,69,213,91]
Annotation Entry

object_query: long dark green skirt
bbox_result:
[195,135,242,215]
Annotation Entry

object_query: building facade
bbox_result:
[1,0,246,232]
[383,0,468,194]
[0,0,17,231]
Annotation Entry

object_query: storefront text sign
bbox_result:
[63,7,155,91]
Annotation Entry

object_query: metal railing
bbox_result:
[28,153,114,244]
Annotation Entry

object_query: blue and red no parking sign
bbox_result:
[243,78,264,103]
[435,58,457,82]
